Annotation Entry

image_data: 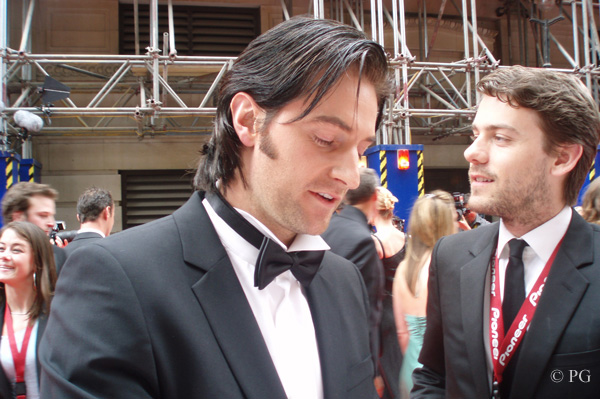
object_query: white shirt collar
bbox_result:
[498,206,572,263]
[215,201,330,252]
[77,227,106,238]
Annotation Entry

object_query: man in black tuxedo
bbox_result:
[322,167,385,385]
[64,187,114,257]
[412,66,600,399]
[1,181,66,272]
[39,17,392,399]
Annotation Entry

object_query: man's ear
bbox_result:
[11,211,25,222]
[551,143,583,177]
[371,192,379,203]
[230,92,263,147]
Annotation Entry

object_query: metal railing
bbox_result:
[2,0,600,152]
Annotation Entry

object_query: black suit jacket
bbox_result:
[39,192,377,399]
[52,245,66,275]
[63,232,103,258]
[322,205,384,371]
[0,306,48,398]
[412,210,600,399]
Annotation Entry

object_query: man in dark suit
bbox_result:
[64,187,114,257]
[1,181,66,272]
[322,167,385,390]
[39,17,392,399]
[412,66,600,399]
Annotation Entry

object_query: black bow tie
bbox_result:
[205,191,325,290]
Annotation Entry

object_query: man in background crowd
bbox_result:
[1,181,66,271]
[322,167,385,393]
[64,187,115,257]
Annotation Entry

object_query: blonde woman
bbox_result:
[392,191,457,398]
[371,187,406,398]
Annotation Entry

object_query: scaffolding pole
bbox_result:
[2,0,600,144]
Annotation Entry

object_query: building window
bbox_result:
[119,4,260,56]
[120,170,195,229]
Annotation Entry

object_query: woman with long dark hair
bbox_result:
[0,221,57,399]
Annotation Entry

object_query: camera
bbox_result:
[452,192,468,217]
[50,221,66,243]
[392,216,406,232]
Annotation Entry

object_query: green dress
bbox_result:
[399,314,427,398]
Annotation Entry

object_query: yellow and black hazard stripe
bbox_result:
[26,165,35,182]
[5,157,14,190]
[417,150,424,197]
[379,150,387,188]
[589,158,596,183]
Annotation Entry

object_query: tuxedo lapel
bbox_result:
[460,225,499,399]
[511,213,592,397]
[173,192,286,399]
[305,262,346,399]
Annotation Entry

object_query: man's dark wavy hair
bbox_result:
[194,16,392,192]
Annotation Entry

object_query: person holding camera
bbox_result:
[1,182,66,274]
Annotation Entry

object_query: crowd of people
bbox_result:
[0,182,115,398]
[1,15,600,399]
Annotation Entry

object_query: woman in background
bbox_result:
[372,187,406,398]
[392,190,457,398]
[0,221,57,399]
[581,177,600,225]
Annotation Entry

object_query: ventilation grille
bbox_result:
[119,4,260,56]
[120,170,195,229]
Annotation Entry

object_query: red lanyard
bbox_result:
[489,237,563,385]
[4,305,34,399]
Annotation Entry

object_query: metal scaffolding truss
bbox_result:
[1,0,600,152]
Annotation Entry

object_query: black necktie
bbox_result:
[205,191,325,290]
[502,238,528,333]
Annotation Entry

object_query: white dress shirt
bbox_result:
[1,319,40,399]
[484,206,572,382]
[76,227,106,237]
[203,198,327,399]
[496,206,572,299]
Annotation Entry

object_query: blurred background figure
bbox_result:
[392,190,457,398]
[0,221,57,399]
[372,186,406,399]
[64,187,115,258]
[322,167,385,395]
[461,193,491,229]
[1,182,66,272]
[581,178,600,225]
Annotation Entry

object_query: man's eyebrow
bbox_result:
[471,122,519,133]
[312,115,353,132]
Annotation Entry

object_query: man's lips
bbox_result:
[469,173,494,183]
[310,191,341,204]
